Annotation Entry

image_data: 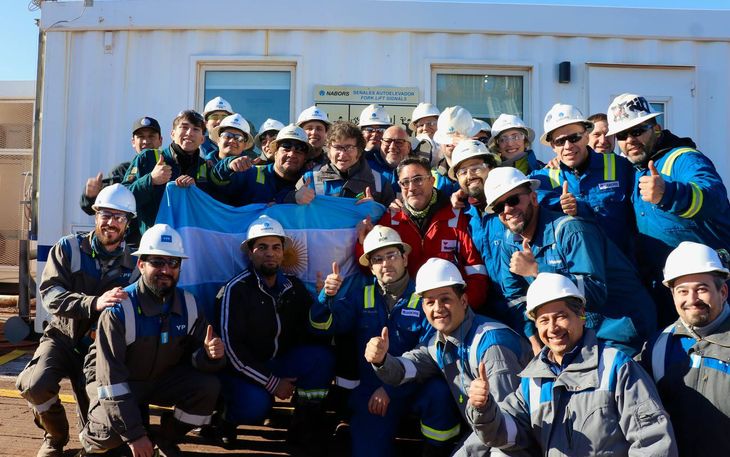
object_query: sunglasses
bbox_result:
[145,257,181,269]
[362,127,385,134]
[278,140,307,153]
[220,131,247,142]
[551,131,585,147]
[615,123,653,141]
[492,192,529,214]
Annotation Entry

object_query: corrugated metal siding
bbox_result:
[36,27,730,240]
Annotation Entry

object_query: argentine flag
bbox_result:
[155,184,385,319]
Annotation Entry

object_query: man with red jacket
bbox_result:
[357,157,488,310]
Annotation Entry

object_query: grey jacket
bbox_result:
[641,310,730,456]
[467,329,678,456]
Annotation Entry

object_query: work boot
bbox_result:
[287,400,329,456]
[34,402,70,457]
[154,412,195,457]
[37,434,66,457]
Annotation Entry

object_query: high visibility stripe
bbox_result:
[528,379,541,416]
[651,327,674,383]
[153,149,161,163]
[603,153,616,181]
[399,357,418,383]
[420,421,461,442]
[296,388,329,400]
[31,394,60,414]
[679,182,703,218]
[364,285,375,309]
[690,353,702,369]
[69,236,81,273]
[548,169,561,189]
[309,311,333,330]
[406,293,419,309]
[465,264,487,276]
[335,377,360,389]
[256,166,265,184]
[467,320,515,371]
[507,297,526,309]
[371,170,383,193]
[660,147,697,176]
[574,275,585,296]
[183,291,198,335]
[597,348,618,391]
[313,171,325,195]
[98,382,131,400]
[196,163,208,180]
[121,298,136,345]
[448,208,461,228]
[500,413,519,448]
[174,408,212,426]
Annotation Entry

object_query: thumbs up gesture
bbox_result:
[151,154,172,185]
[85,171,104,198]
[468,361,491,409]
[510,238,538,278]
[324,262,343,296]
[638,160,665,204]
[356,186,374,205]
[204,324,224,360]
[295,177,316,205]
[559,181,578,216]
[365,327,390,365]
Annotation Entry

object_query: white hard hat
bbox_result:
[268,124,313,155]
[210,113,254,149]
[358,104,392,127]
[472,118,492,134]
[539,103,594,146]
[92,183,137,217]
[606,93,662,136]
[296,105,332,127]
[433,106,481,145]
[243,215,291,249]
[448,139,501,180]
[483,167,540,214]
[408,103,441,131]
[203,96,233,118]
[526,272,586,320]
[488,114,535,149]
[415,258,466,296]
[254,118,286,148]
[358,225,412,266]
[662,241,730,286]
[132,224,187,258]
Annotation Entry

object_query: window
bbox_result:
[202,67,294,133]
[649,102,666,129]
[433,68,529,126]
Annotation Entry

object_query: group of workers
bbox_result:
[15,90,730,457]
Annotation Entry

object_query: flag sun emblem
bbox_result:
[281,235,307,276]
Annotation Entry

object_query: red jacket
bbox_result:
[358,202,489,310]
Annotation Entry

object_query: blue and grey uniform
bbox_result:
[374,308,533,456]
[467,329,678,457]
[502,149,544,176]
[210,160,298,206]
[200,133,218,159]
[309,277,460,456]
[498,208,656,356]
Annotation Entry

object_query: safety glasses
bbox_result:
[492,192,529,214]
[551,132,585,147]
[279,140,307,153]
[144,257,181,269]
[616,123,653,141]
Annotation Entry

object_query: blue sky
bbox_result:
[1,0,728,81]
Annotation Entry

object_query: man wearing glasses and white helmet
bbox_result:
[607,92,730,328]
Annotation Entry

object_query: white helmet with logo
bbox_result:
[268,124,313,155]
[92,183,137,217]
[433,106,480,146]
[243,215,291,249]
[606,93,662,136]
[473,118,492,134]
[203,96,233,118]
[415,258,466,296]
[358,225,412,266]
[408,103,441,131]
[526,272,586,320]
[296,105,332,127]
[662,241,730,286]
[210,113,254,149]
[254,118,286,148]
[358,104,392,127]
[132,224,187,258]
[540,103,594,146]
[483,167,540,214]
[448,139,501,180]
[489,114,535,149]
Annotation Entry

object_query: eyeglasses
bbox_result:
[362,127,385,134]
[456,163,489,178]
[330,144,359,153]
[278,140,307,153]
[398,175,429,189]
[96,211,128,224]
[381,138,410,148]
[144,257,181,269]
[551,131,585,147]
[492,192,529,214]
[497,132,525,145]
[220,131,246,142]
[615,123,653,141]
[415,120,437,129]
[206,113,227,122]
[260,131,278,141]
[369,251,402,265]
